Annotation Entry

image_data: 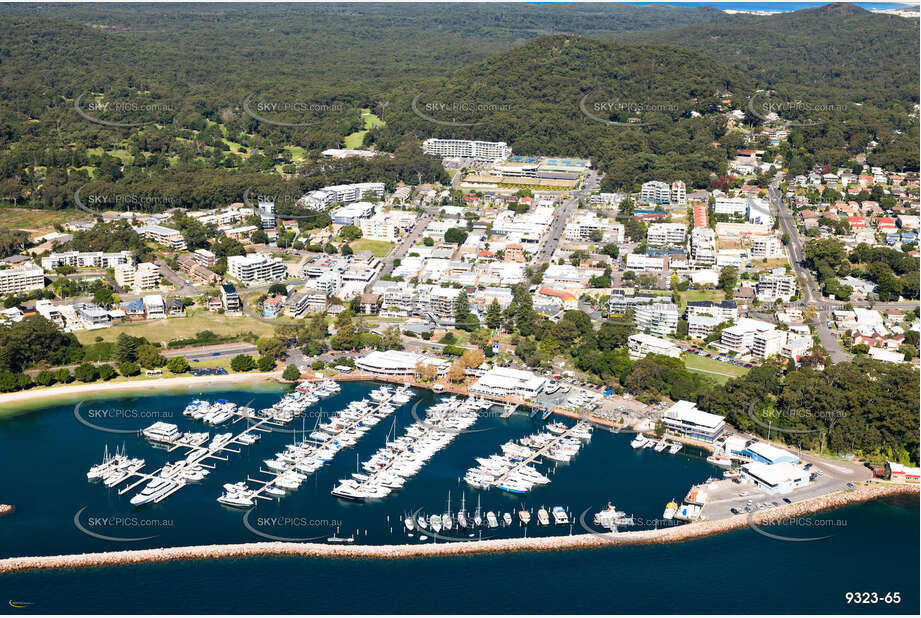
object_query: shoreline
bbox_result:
[0,483,915,574]
[0,372,282,414]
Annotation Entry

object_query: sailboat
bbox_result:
[473,495,483,527]
[442,492,453,531]
[456,494,468,529]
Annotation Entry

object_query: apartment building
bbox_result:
[422,139,510,161]
[135,225,187,250]
[686,300,738,322]
[331,201,376,226]
[0,263,45,294]
[720,317,776,353]
[627,333,681,360]
[426,286,464,323]
[227,253,287,282]
[193,249,218,267]
[640,181,671,205]
[750,235,784,259]
[634,302,680,337]
[670,181,687,205]
[300,182,386,210]
[359,213,400,242]
[143,294,166,320]
[177,255,220,284]
[756,274,797,302]
[752,329,788,359]
[564,212,624,243]
[714,196,748,216]
[646,223,686,246]
[220,283,241,311]
[40,250,133,270]
[625,254,665,272]
[688,315,723,339]
[113,262,160,292]
[689,227,716,265]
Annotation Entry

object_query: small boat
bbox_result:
[429,514,442,533]
[630,434,648,449]
[486,511,499,528]
[551,506,569,525]
[537,508,550,526]
[518,509,531,525]
[265,485,287,497]
[502,512,513,526]
[668,442,682,454]
[663,500,678,520]
[417,515,428,530]
[404,516,415,532]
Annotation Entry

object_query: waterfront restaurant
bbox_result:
[355,350,450,378]
[662,400,725,443]
[740,461,810,495]
[469,367,547,399]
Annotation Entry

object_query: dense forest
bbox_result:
[0,2,917,211]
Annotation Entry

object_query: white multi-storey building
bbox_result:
[688,315,723,339]
[634,302,680,337]
[227,253,287,282]
[359,213,400,242]
[627,333,681,360]
[640,181,670,204]
[757,274,797,302]
[135,225,186,250]
[41,250,134,270]
[114,262,160,292]
[0,263,44,294]
[670,181,687,205]
[422,139,509,161]
[625,254,665,272]
[299,182,385,210]
[564,212,624,243]
[750,235,784,258]
[753,329,788,359]
[646,223,686,246]
[686,300,738,322]
[714,197,748,216]
[690,227,716,265]
[720,317,776,353]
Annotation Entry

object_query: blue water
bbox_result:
[0,383,918,614]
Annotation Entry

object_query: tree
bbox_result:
[453,290,478,331]
[381,326,402,351]
[588,229,604,242]
[461,348,485,369]
[267,283,288,296]
[718,266,738,296]
[114,333,141,363]
[422,236,434,246]
[600,243,619,258]
[230,354,256,372]
[257,336,287,359]
[444,227,468,244]
[119,361,140,377]
[486,299,503,330]
[415,361,438,382]
[251,230,269,245]
[93,287,114,307]
[54,368,72,383]
[137,344,166,369]
[166,356,190,374]
[339,225,363,241]
[447,359,466,383]
[282,364,301,381]
[34,370,55,386]
[74,363,98,382]
[97,364,117,380]
[257,356,276,372]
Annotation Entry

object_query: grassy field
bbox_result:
[676,289,727,311]
[350,239,394,257]
[75,312,276,346]
[0,207,91,233]
[682,352,748,384]
[344,109,385,149]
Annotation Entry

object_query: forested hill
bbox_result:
[621,2,919,104]
[375,35,753,190]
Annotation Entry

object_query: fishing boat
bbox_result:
[706,451,733,469]
[663,499,678,520]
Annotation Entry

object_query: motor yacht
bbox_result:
[552,506,569,525]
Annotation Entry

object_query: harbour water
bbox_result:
[0,382,917,613]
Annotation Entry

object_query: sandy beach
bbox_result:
[0,483,915,574]
[0,371,281,412]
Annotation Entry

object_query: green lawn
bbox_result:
[75,312,276,346]
[350,239,395,257]
[676,289,727,311]
[344,109,385,149]
[682,352,748,384]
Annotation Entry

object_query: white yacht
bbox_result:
[552,506,569,525]
[142,422,180,443]
[130,478,177,506]
[485,511,499,528]
[630,434,648,449]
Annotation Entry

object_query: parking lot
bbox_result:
[699,473,851,521]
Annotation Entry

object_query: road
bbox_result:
[768,180,853,364]
[367,208,436,288]
[155,259,199,297]
[162,342,257,361]
[533,173,598,264]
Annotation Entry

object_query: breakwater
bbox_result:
[1,483,915,574]
[0,504,14,516]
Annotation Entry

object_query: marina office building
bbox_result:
[740,461,810,494]
[470,367,547,399]
[355,350,450,378]
[663,400,726,442]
